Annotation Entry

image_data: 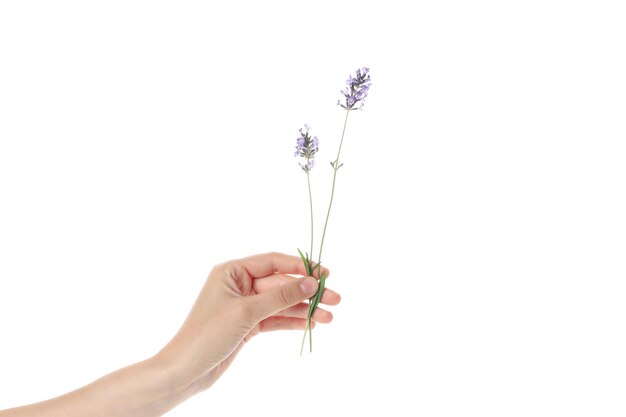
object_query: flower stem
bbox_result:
[305,169,315,354]
[303,109,351,354]
[317,109,350,265]
[306,171,314,259]
[300,320,309,355]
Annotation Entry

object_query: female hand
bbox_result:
[0,252,340,417]
[158,252,341,394]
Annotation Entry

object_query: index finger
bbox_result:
[232,252,330,279]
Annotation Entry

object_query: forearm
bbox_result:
[0,253,338,417]
[0,355,196,417]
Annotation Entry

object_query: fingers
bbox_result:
[278,303,334,323]
[259,317,315,332]
[245,277,318,322]
[253,274,341,305]
[232,252,330,279]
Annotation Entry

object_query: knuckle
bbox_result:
[210,261,229,275]
[265,251,281,260]
[276,287,293,307]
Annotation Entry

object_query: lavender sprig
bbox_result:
[294,124,319,257]
[299,67,372,354]
[294,124,319,353]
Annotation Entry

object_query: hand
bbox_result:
[0,252,340,417]
[158,252,341,393]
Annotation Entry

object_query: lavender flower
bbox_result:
[295,67,371,354]
[338,67,372,110]
[294,124,319,173]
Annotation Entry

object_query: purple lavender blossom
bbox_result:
[294,124,319,173]
[338,67,372,110]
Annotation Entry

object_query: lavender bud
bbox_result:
[339,67,372,110]
[294,124,320,173]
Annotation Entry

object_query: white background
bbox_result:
[1,1,625,416]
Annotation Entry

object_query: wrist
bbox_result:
[148,351,201,406]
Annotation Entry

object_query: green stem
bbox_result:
[303,109,351,354]
[297,169,316,354]
[300,320,309,356]
[317,109,350,266]
[302,169,315,355]
[306,171,314,260]
[309,317,313,353]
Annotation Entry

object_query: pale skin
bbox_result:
[0,252,341,417]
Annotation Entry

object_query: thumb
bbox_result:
[246,277,319,322]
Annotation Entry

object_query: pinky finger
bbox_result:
[259,317,316,332]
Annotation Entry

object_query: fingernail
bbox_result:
[300,277,318,295]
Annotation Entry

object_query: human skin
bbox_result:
[0,252,341,417]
